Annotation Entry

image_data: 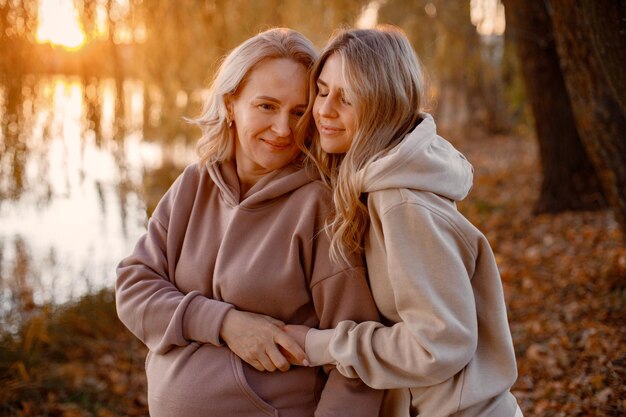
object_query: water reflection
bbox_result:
[0,74,197,330]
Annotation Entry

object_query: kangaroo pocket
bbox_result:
[146,343,318,417]
[241,357,320,415]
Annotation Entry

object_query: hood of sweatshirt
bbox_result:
[360,113,474,201]
[207,159,320,208]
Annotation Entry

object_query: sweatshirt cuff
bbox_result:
[184,295,234,346]
[305,328,336,366]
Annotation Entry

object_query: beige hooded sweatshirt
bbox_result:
[116,161,383,417]
[306,114,519,417]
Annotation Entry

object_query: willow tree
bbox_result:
[135,0,367,142]
[0,0,39,75]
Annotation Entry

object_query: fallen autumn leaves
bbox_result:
[456,131,625,417]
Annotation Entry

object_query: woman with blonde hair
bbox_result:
[286,26,522,416]
[116,27,382,417]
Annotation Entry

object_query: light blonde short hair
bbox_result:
[193,28,317,167]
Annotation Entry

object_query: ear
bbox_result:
[224,93,234,119]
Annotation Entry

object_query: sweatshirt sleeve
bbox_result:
[310,263,384,417]
[306,200,478,389]
[115,172,233,354]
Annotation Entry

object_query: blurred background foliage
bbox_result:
[0,0,520,145]
[0,0,522,322]
[1,0,624,416]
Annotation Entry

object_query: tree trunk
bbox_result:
[550,0,626,237]
[584,0,626,114]
[503,0,606,213]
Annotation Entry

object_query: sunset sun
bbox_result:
[36,0,86,50]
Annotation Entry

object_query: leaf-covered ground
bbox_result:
[455,131,626,417]
[1,131,624,416]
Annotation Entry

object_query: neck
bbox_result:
[234,156,273,196]
[236,168,268,196]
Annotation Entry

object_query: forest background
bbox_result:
[0,0,624,416]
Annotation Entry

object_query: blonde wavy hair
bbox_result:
[300,25,426,264]
[191,28,317,167]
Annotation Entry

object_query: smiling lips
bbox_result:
[261,138,292,151]
[318,123,345,136]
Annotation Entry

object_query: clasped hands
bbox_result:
[219,309,311,372]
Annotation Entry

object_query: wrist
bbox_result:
[219,308,238,341]
[305,328,336,366]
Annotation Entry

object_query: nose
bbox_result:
[317,95,337,118]
[272,112,291,137]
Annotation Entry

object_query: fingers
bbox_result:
[266,345,291,372]
[219,309,305,372]
[255,352,278,372]
[275,331,307,366]
[248,358,267,372]
[241,332,297,372]
[278,345,302,366]
[242,348,277,372]
[249,329,293,372]
[246,347,289,372]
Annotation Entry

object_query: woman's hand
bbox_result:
[282,324,310,365]
[219,309,307,372]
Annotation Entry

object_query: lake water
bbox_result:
[0,75,197,330]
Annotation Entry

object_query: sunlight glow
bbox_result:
[356,0,387,29]
[471,0,506,36]
[36,0,86,50]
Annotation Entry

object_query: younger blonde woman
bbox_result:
[286,26,522,417]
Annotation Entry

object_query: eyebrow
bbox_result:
[316,78,343,95]
[256,95,307,109]
[256,95,281,103]
[317,78,349,104]
[316,79,328,88]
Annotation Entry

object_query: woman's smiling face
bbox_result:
[228,58,308,181]
[313,53,357,154]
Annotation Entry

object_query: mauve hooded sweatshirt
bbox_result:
[116,160,383,417]
[305,114,519,417]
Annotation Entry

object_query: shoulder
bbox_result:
[159,163,203,205]
[152,163,204,222]
[295,174,332,195]
[368,188,481,252]
[178,162,203,185]
[367,188,443,221]
[174,162,222,194]
[291,178,333,206]
[369,188,460,220]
